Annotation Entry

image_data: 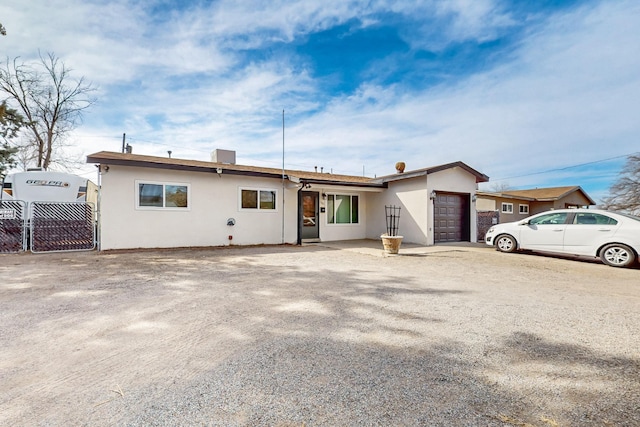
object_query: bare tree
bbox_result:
[490,182,512,192]
[602,154,640,215]
[0,101,24,179]
[0,52,95,170]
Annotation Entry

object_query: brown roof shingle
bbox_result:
[477,186,595,204]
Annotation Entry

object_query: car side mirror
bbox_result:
[518,220,530,226]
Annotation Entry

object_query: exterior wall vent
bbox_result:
[211,149,236,164]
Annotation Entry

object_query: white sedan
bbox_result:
[485,209,640,267]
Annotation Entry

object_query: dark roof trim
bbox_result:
[377,161,489,183]
[299,178,387,189]
[86,152,387,188]
[86,155,285,179]
[476,192,536,201]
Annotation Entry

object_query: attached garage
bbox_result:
[370,162,488,246]
[434,192,470,243]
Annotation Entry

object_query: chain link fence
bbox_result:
[30,202,96,253]
[0,200,27,253]
[477,210,499,242]
[0,200,96,253]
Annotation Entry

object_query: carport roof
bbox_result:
[477,186,596,204]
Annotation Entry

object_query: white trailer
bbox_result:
[0,170,98,253]
[1,170,97,204]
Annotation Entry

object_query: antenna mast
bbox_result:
[281,110,285,244]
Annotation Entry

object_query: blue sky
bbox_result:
[1,0,639,202]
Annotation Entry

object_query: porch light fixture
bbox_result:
[430,190,436,200]
[472,194,477,202]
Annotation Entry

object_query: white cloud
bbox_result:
[270,0,640,182]
[3,0,639,199]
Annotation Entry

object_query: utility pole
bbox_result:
[281,110,285,244]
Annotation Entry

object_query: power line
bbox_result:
[493,152,635,182]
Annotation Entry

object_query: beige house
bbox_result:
[86,150,489,250]
[476,186,596,224]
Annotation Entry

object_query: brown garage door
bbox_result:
[434,193,468,243]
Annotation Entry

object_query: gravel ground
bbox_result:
[1,243,639,426]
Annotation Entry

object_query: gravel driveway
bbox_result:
[1,243,639,426]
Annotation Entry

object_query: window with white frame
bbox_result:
[137,181,189,209]
[501,202,513,214]
[240,188,277,210]
[519,204,529,214]
[327,194,359,224]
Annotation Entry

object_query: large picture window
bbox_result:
[327,194,359,224]
[137,181,189,209]
[241,188,277,210]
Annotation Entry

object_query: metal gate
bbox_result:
[0,200,27,253]
[30,202,96,253]
[477,210,500,242]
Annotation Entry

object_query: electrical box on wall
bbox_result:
[320,207,326,213]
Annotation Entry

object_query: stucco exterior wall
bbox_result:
[98,165,299,250]
[483,191,594,224]
[552,192,593,209]
[366,167,479,245]
[476,198,496,211]
[366,176,430,245]
[488,197,533,223]
[315,188,369,242]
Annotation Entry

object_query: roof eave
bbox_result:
[378,161,489,184]
[86,154,284,179]
[86,153,386,188]
[297,177,387,189]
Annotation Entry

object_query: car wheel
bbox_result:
[495,234,517,253]
[600,243,636,268]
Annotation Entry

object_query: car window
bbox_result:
[529,212,569,225]
[573,213,618,225]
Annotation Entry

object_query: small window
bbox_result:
[137,181,189,209]
[327,194,359,224]
[501,203,513,214]
[574,213,618,225]
[519,204,529,214]
[241,188,277,210]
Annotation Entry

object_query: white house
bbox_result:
[86,150,489,250]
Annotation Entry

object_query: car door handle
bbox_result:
[553,229,563,232]
[598,229,611,232]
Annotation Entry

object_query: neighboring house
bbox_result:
[86,150,489,250]
[476,186,596,225]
